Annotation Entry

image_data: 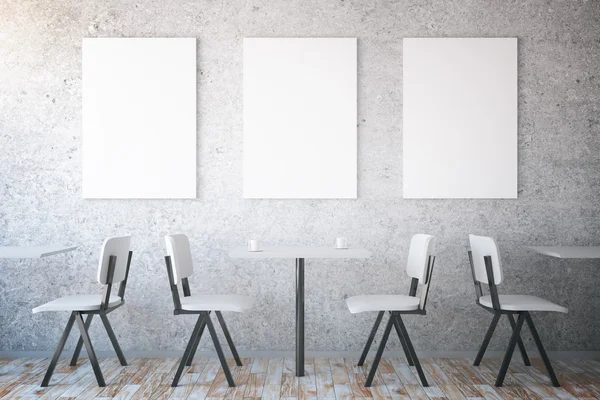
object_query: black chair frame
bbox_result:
[42,251,133,387]
[467,250,560,387]
[165,255,242,388]
[358,255,435,387]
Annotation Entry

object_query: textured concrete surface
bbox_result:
[0,0,599,354]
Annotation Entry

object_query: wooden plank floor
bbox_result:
[0,357,598,399]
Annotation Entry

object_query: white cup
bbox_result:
[335,237,348,249]
[248,240,260,252]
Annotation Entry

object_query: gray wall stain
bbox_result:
[0,0,599,353]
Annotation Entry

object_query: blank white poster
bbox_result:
[243,38,357,199]
[403,38,517,199]
[82,38,196,199]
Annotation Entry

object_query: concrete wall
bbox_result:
[1,0,599,355]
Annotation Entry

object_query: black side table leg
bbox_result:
[296,257,305,377]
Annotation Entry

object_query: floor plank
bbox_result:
[298,358,318,400]
[314,358,335,399]
[187,358,220,399]
[329,358,352,400]
[0,357,596,399]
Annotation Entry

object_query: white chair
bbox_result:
[346,234,435,387]
[32,235,132,387]
[164,234,253,387]
[468,234,567,387]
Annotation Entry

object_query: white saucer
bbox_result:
[334,247,348,250]
[248,249,264,252]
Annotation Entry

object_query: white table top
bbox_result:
[526,246,600,259]
[0,245,78,259]
[229,246,371,259]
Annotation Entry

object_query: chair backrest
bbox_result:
[165,234,194,283]
[406,234,435,283]
[468,234,503,285]
[97,235,132,284]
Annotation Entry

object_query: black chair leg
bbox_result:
[525,312,560,387]
[41,312,76,387]
[216,311,242,366]
[172,314,205,387]
[474,312,501,366]
[186,316,207,366]
[394,313,428,387]
[507,313,531,366]
[358,311,384,367]
[74,312,105,387]
[495,312,525,387]
[365,312,393,387]
[392,313,414,366]
[70,314,93,366]
[206,312,235,387]
[100,313,127,366]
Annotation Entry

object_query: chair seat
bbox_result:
[32,294,122,313]
[346,295,420,314]
[180,295,253,312]
[479,295,568,313]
